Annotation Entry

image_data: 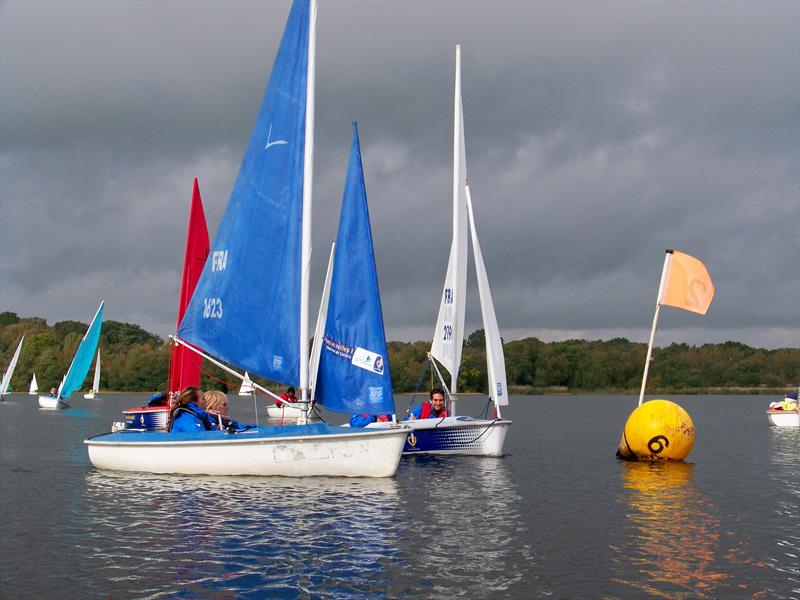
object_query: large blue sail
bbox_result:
[315,124,395,415]
[60,302,104,399]
[177,0,309,385]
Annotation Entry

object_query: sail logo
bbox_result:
[444,288,453,304]
[369,386,383,401]
[264,123,288,151]
[352,347,384,374]
[212,250,228,272]
[273,355,283,370]
[497,382,503,397]
[202,298,223,319]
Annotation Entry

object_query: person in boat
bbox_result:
[202,389,249,430]
[769,391,798,411]
[349,414,391,428]
[147,392,169,407]
[168,386,216,432]
[276,386,298,407]
[408,388,449,420]
[49,387,57,397]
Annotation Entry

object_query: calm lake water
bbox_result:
[0,394,797,599]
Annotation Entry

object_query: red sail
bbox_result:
[168,178,210,396]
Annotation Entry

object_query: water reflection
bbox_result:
[81,471,401,598]
[767,428,800,597]
[611,461,732,599]
[390,457,533,598]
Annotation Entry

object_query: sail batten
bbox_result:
[315,124,394,416]
[177,0,312,386]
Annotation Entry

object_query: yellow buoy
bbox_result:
[616,399,695,461]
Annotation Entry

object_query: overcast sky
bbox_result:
[1,0,798,349]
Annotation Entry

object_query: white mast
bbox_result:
[638,250,673,406]
[299,0,317,421]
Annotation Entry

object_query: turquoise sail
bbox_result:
[177,0,309,386]
[59,302,104,399]
[315,124,395,415]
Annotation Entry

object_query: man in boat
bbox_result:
[168,386,216,432]
[276,386,298,406]
[408,388,449,420]
[769,391,798,411]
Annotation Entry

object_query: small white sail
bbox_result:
[430,45,468,392]
[29,373,38,395]
[465,185,508,409]
[238,372,255,396]
[0,337,24,396]
[310,242,336,402]
[92,350,101,394]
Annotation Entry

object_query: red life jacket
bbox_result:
[420,402,449,419]
[276,392,298,406]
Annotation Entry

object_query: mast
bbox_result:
[451,43,463,396]
[299,0,317,418]
[638,251,673,406]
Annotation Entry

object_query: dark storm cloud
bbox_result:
[1,0,798,348]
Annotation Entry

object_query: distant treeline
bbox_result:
[1,312,797,394]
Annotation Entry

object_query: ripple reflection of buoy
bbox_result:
[616,399,695,461]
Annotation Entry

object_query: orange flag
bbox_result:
[660,250,715,315]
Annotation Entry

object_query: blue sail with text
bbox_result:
[60,302,104,399]
[315,124,395,415]
[177,0,309,386]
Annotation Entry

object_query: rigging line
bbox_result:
[407,359,430,412]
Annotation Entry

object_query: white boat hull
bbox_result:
[368,416,512,456]
[767,410,800,427]
[38,396,70,410]
[84,392,98,399]
[266,404,318,420]
[85,426,408,478]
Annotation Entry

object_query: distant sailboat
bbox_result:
[238,372,255,396]
[86,0,407,477]
[0,337,24,400]
[29,373,38,395]
[84,350,101,399]
[39,303,104,409]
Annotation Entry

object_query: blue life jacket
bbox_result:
[169,402,215,432]
[349,414,377,428]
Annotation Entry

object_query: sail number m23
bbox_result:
[203,298,223,319]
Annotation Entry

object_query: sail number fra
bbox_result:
[203,298,223,319]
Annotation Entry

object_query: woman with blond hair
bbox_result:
[202,389,247,431]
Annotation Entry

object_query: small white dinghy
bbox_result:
[40,303,104,409]
[767,391,799,427]
[84,349,101,399]
[369,46,512,456]
[238,372,254,396]
[0,337,24,400]
[28,373,38,395]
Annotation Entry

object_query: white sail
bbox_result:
[310,242,336,402]
[0,337,24,396]
[92,350,101,394]
[430,45,468,392]
[465,185,508,409]
[29,373,38,395]
[238,372,255,396]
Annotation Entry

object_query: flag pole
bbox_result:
[638,250,673,407]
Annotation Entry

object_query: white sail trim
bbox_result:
[430,45,468,392]
[465,185,508,407]
[29,373,38,394]
[310,242,335,402]
[0,337,24,395]
[92,350,101,393]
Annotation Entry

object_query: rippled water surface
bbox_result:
[1,394,798,599]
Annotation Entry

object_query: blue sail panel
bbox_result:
[60,302,104,399]
[315,124,395,415]
[177,0,309,386]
